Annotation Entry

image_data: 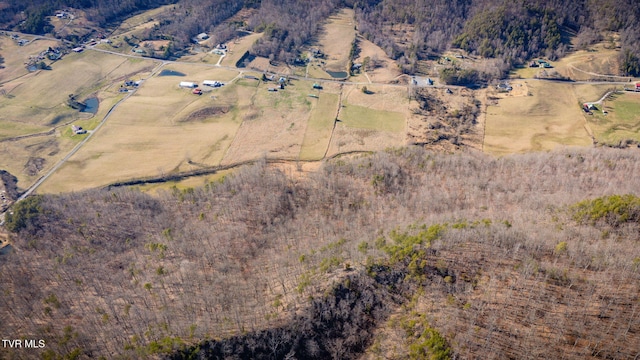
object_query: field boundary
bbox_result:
[105,150,374,190]
[323,85,343,159]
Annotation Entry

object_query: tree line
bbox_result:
[2,0,640,75]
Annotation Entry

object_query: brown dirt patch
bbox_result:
[179,106,232,122]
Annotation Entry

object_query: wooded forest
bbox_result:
[1,0,640,75]
[1,147,639,358]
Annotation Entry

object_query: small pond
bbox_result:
[326,70,348,79]
[81,97,99,114]
[158,69,186,77]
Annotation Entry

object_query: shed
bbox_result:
[192,88,202,95]
[635,83,640,90]
[179,82,197,88]
[197,33,209,41]
[203,80,222,87]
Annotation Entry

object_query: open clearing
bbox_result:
[588,91,640,145]
[512,42,625,81]
[352,37,402,83]
[0,36,61,84]
[0,49,158,189]
[220,78,313,164]
[221,32,263,67]
[313,8,356,76]
[484,80,595,155]
[299,93,340,160]
[39,65,243,193]
[1,50,157,128]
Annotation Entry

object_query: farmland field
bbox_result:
[220,79,313,164]
[220,32,263,67]
[484,80,594,155]
[588,92,640,145]
[299,93,340,160]
[38,66,244,193]
[314,8,356,77]
[0,36,60,83]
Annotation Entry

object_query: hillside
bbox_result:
[2,0,640,73]
[1,147,640,359]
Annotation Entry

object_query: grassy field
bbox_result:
[39,65,244,193]
[0,36,60,84]
[220,79,313,164]
[0,48,159,190]
[484,81,595,155]
[511,43,625,81]
[1,51,157,128]
[111,5,176,37]
[221,33,263,67]
[588,91,640,145]
[353,38,402,83]
[316,8,356,74]
[299,93,339,160]
[339,103,405,132]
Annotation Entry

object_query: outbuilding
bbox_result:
[203,80,223,87]
[179,81,198,88]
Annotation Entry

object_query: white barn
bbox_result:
[179,81,197,88]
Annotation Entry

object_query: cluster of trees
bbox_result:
[246,0,342,63]
[1,147,640,358]
[3,0,640,74]
[353,0,640,75]
[0,0,178,34]
[453,6,562,61]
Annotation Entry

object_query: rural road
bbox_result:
[15,61,166,201]
[16,88,140,201]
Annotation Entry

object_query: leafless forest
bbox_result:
[1,147,639,359]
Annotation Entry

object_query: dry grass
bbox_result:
[179,52,222,65]
[512,43,625,81]
[326,124,405,156]
[0,51,157,127]
[299,93,340,160]
[220,81,312,164]
[588,91,640,145]
[221,32,263,67]
[316,8,356,73]
[343,84,410,113]
[0,134,76,190]
[0,36,60,83]
[0,51,158,188]
[484,80,594,155]
[38,66,245,193]
[111,4,177,36]
[353,37,402,83]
